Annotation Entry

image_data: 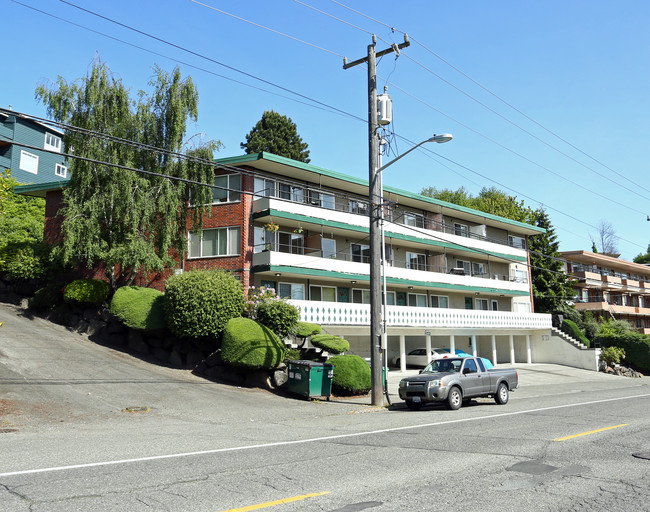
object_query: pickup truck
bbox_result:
[398,357,519,411]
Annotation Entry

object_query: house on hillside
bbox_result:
[15,152,600,369]
[0,111,68,184]
[561,250,650,334]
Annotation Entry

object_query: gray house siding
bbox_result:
[0,113,68,185]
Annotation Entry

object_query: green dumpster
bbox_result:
[287,360,334,399]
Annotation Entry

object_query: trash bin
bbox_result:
[287,360,334,399]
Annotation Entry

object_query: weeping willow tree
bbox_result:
[36,59,220,289]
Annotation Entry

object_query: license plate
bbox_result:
[412,396,421,403]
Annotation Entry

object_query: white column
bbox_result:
[526,334,532,364]
[399,335,406,372]
[491,335,497,365]
[425,334,432,362]
[509,334,515,364]
[449,334,456,355]
[471,335,477,357]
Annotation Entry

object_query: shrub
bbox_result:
[110,286,165,331]
[310,334,350,355]
[63,279,111,307]
[600,346,625,366]
[29,283,64,311]
[598,319,633,337]
[295,321,322,338]
[164,269,244,341]
[0,240,52,280]
[580,311,599,342]
[555,302,581,324]
[596,332,650,373]
[221,317,286,370]
[285,348,302,361]
[256,300,300,338]
[243,285,279,319]
[561,319,590,347]
[326,354,371,396]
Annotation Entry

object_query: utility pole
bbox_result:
[344,34,410,407]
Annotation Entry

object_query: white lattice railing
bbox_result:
[290,300,551,330]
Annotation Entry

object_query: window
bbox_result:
[260,280,277,291]
[278,183,304,202]
[472,262,486,276]
[351,243,370,263]
[254,177,275,197]
[430,295,449,308]
[349,200,368,215]
[475,298,489,310]
[44,133,62,152]
[277,232,304,254]
[408,293,427,307]
[308,190,335,209]
[19,150,39,174]
[406,252,426,271]
[477,359,486,372]
[385,291,396,305]
[491,300,499,311]
[310,285,336,302]
[189,227,240,258]
[403,212,425,228]
[279,283,305,300]
[463,359,478,373]
[322,238,336,259]
[55,163,67,178]
[514,269,527,283]
[212,173,241,203]
[508,235,526,249]
[352,288,370,304]
[456,260,471,275]
[454,223,469,237]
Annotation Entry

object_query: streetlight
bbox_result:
[370,133,453,406]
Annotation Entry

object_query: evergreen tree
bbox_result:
[36,59,220,289]
[633,245,650,264]
[241,110,310,162]
[529,208,575,313]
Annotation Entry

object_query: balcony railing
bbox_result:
[291,300,550,329]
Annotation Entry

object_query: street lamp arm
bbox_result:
[376,134,452,173]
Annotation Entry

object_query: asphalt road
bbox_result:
[1,302,649,511]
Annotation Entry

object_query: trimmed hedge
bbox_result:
[561,319,590,347]
[256,300,300,338]
[326,354,371,396]
[110,286,165,331]
[596,332,650,373]
[295,321,322,338]
[63,279,111,307]
[221,317,286,370]
[310,334,349,355]
[164,269,244,341]
[29,283,64,311]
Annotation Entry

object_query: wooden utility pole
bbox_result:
[344,35,410,406]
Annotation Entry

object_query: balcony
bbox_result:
[252,250,530,294]
[291,300,551,329]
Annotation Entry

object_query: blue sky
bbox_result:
[3,0,650,261]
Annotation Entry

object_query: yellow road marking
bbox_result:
[553,424,628,441]
[221,492,330,512]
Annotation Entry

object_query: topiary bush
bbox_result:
[310,334,349,355]
[326,354,371,396]
[29,283,64,311]
[110,286,165,331]
[164,269,244,341]
[63,279,111,307]
[295,321,322,338]
[256,299,300,338]
[561,319,590,347]
[221,317,286,371]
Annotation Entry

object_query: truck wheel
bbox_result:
[446,387,462,410]
[494,382,509,405]
[406,400,423,411]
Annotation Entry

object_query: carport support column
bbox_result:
[449,334,456,355]
[491,335,497,365]
[425,334,432,361]
[526,334,532,364]
[399,335,406,372]
[471,335,477,357]
[509,334,515,364]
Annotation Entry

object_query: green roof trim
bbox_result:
[223,152,545,235]
[14,180,67,196]
[253,208,528,262]
[252,264,529,296]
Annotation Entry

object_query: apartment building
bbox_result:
[0,111,68,184]
[20,152,586,368]
[561,250,650,334]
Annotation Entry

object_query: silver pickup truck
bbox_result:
[398,357,519,410]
